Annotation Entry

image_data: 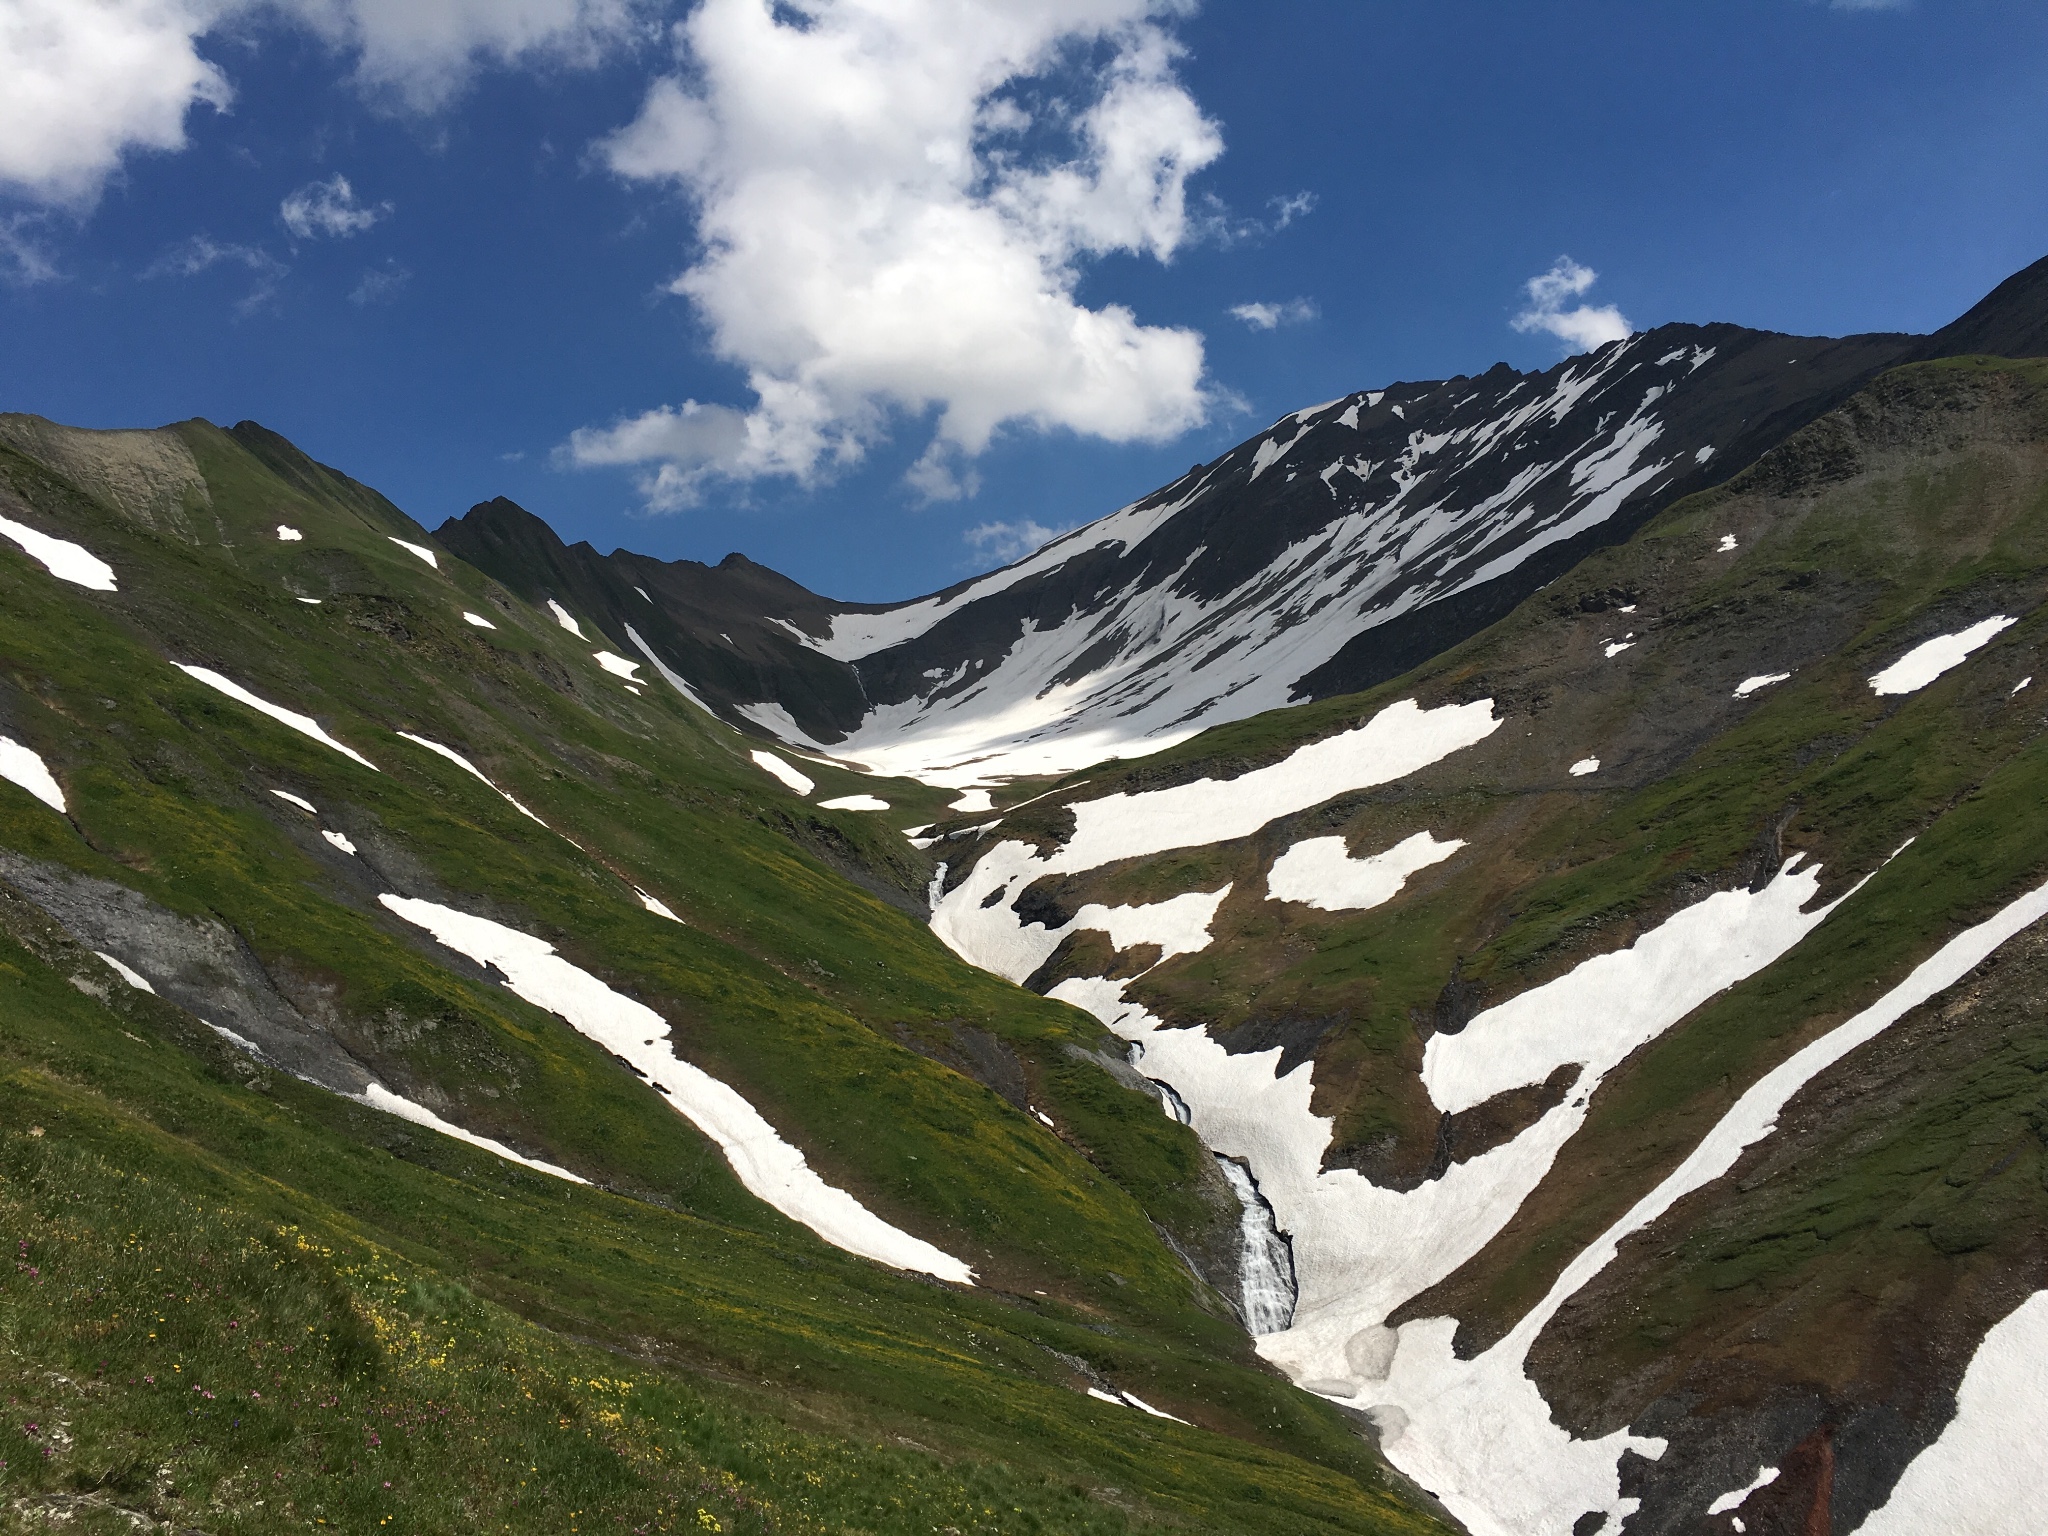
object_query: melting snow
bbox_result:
[818,794,889,811]
[387,537,438,568]
[592,650,642,680]
[1855,1290,2048,1536]
[396,732,546,825]
[0,511,117,590]
[276,525,303,541]
[547,600,584,637]
[1707,1466,1780,1515]
[1569,758,1601,776]
[270,789,317,815]
[377,895,974,1281]
[95,951,155,992]
[1733,672,1792,698]
[636,888,681,921]
[353,1083,585,1183]
[172,666,378,771]
[1266,830,1464,912]
[750,750,814,796]
[0,736,65,812]
[1868,616,2018,696]
[321,830,357,856]
[462,611,497,629]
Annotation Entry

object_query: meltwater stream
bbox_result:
[1216,1155,1298,1335]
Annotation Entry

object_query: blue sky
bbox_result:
[4,0,2047,601]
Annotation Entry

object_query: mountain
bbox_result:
[441,256,2048,788]
[5,254,2048,1536]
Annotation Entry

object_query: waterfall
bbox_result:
[925,860,948,913]
[1215,1155,1297,1335]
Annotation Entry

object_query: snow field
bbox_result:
[1854,1291,2048,1535]
[1265,830,1464,912]
[0,511,117,590]
[387,537,438,568]
[378,895,975,1283]
[1869,615,2018,696]
[0,735,66,812]
[172,666,378,770]
[750,750,814,796]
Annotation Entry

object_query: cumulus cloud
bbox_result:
[281,173,390,238]
[1511,256,1632,354]
[1230,297,1316,330]
[0,0,234,207]
[963,517,1070,565]
[0,0,649,207]
[570,0,1224,509]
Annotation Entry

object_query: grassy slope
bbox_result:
[0,422,1446,1533]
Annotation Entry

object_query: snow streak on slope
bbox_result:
[787,337,1731,785]
[0,735,65,813]
[1855,1290,2048,1535]
[172,666,378,770]
[0,512,118,590]
[379,895,974,1283]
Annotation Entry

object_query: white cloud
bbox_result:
[348,258,409,303]
[572,0,1223,509]
[1511,255,1632,354]
[280,173,390,238]
[0,0,650,207]
[1230,297,1316,330]
[144,232,287,312]
[280,0,654,111]
[0,213,60,283]
[964,517,1069,565]
[0,0,234,207]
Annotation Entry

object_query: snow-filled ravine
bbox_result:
[379,895,974,1283]
[922,687,2048,1533]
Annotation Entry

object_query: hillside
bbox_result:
[4,258,2048,1536]
[0,414,1450,1534]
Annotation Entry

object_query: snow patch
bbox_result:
[276,525,303,541]
[2015,676,2033,695]
[949,788,995,814]
[1266,830,1464,912]
[1569,758,1600,776]
[353,1083,585,1184]
[1717,534,1738,552]
[377,895,974,1282]
[1869,616,2018,696]
[624,624,714,714]
[173,666,378,771]
[95,951,154,993]
[636,888,681,921]
[592,650,642,680]
[387,537,438,568]
[1734,672,1792,698]
[321,830,357,856]
[818,794,890,811]
[270,790,317,815]
[1707,1466,1780,1515]
[462,611,497,629]
[396,732,545,825]
[0,736,65,813]
[0,512,117,591]
[1855,1290,2048,1536]
[750,750,814,796]
[547,600,584,638]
